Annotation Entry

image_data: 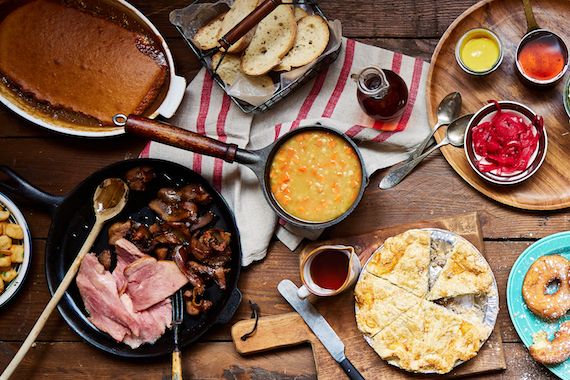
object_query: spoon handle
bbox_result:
[379,139,448,189]
[1,219,104,380]
[409,122,443,160]
[522,0,539,31]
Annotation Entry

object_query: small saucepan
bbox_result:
[114,115,368,230]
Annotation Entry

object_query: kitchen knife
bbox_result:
[278,279,365,380]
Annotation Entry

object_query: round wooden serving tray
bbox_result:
[427,0,570,210]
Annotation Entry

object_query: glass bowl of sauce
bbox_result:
[455,28,503,76]
[515,29,568,86]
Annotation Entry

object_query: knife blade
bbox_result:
[278,279,365,380]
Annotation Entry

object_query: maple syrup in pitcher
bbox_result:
[310,249,350,290]
[355,66,408,121]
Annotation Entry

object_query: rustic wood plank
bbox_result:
[128,0,480,39]
[0,341,551,379]
[0,341,317,379]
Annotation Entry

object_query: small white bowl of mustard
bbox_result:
[455,28,503,76]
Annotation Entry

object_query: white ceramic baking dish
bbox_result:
[0,0,186,138]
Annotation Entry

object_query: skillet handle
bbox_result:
[217,288,243,325]
[117,114,240,163]
[0,166,63,214]
[218,0,282,50]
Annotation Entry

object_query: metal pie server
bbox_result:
[278,280,365,380]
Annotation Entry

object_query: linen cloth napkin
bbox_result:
[142,38,431,266]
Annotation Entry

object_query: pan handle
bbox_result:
[217,288,242,325]
[116,114,260,166]
[218,0,282,51]
[0,166,63,214]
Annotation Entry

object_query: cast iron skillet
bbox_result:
[114,115,369,230]
[0,159,242,358]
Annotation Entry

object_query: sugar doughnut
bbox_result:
[529,321,570,365]
[522,255,570,320]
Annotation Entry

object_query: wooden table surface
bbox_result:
[0,0,564,379]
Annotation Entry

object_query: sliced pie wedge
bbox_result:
[371,302,425,372]
[366,229,430,297]
[427,240,493,301]
[354,272,422,337]
[419,301,487,374]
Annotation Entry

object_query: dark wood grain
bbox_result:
[428,0,570,210]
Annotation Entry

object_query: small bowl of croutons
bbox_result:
[0,192,31,307]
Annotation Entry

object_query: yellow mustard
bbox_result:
[460,36,500,72]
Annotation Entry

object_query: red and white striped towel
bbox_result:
[142,38,430,266]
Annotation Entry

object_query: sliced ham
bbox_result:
[113,238,146,294]
[121,295,172,349]
[76,254,140,341]
[124,256,188,311]
[77,249,175,349]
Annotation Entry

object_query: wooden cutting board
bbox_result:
[231,212,506,379]
[427,0,570,210]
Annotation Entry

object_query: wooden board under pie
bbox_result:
[232,213,506,379]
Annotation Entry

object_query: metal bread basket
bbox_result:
[170,0,342,113]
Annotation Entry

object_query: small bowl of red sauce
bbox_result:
[515,29,569,86]
[464,100,548,185]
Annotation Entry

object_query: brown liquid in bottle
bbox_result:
[355,67,408,121]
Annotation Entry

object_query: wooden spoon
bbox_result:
[1,178,129,380]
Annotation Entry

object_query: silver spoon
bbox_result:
[409,92,462,160]
[1,178,129,380]
[379,113,473,189]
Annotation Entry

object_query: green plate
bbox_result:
[507,232,570,379]
[563,76,570,117]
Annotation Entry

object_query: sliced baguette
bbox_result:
[217,0,259,53]
[241,5,296,76]
[294,7,308,21]
[192,13,225,50]
[212,53,274,89]
[274,15,329,71]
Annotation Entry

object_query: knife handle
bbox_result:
[339,358,365,380]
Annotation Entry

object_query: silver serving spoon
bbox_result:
[379,113,473,189]
[409,92,462,160]
[1,178,129,380]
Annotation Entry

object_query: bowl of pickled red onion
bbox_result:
[464,100,547,185]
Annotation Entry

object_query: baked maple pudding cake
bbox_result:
[355,229,498,374]
[0,0,168,126]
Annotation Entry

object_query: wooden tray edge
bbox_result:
[425,0,570,211]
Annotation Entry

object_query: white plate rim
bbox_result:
[0,192,32,307]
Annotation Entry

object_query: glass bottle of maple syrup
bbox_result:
[354,66,408,121]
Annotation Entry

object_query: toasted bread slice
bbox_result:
[212,53,274,89]
[274,15,329,71]
[217,0,259,53]
[192,13,225,50]
[294,6,308,21]
[241,4,296,76]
